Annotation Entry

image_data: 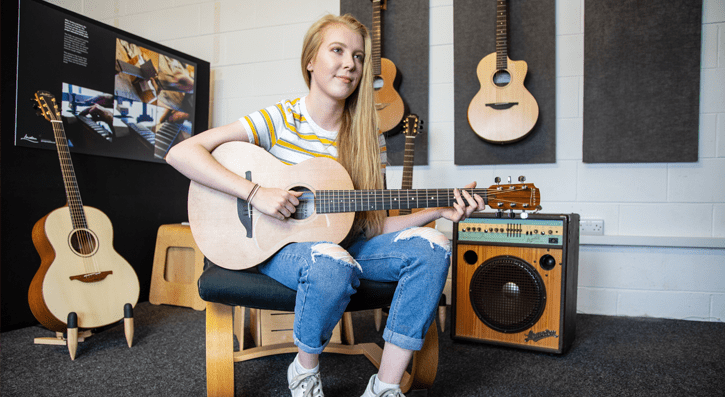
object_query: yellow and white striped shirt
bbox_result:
[242,96,386,169]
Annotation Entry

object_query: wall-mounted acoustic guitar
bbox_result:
[467,0,539,144]
[372,0,405,133]
[187,142,540,270]
[28,91,140,338]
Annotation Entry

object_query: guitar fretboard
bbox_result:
[154,122,183,159]
[314,188,491,214]
[49,119,88,230]
[496,0,508,70]
[399,135,417,215]
[371,0,383,76]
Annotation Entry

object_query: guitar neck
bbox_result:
[314,188,491,214]
[496,0,508,69]
[400,135,416,190]
[49,120,88,230]
[371,0,383,75]
[398,135,416,215]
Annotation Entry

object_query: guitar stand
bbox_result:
[33,303,135,360]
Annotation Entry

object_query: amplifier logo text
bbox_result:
[524,329,558,343]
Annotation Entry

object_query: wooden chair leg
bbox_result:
[233,306,245,351]
[343,312,354,345]
[374,308,383,331]
[206,302,235,397]
[401,321,438,393]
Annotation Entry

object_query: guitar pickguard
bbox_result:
[236,171,254,238]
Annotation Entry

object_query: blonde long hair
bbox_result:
[301,14,385,242]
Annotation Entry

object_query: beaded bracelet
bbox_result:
[246,183,260,205]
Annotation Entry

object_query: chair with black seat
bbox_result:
[198,258,439,396]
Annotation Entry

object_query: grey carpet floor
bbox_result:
[1,302,723,396]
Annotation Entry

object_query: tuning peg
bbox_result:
[496,210,503,218]
[508,210,516,218]
[494,177,501,184]
[518,176,526,182]
[520,211,529,219]
[507,176,512,184]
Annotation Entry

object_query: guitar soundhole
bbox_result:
[291,186,315,220]
[69,228,99,257]
[493,70,511,87]
[373,75,384,90]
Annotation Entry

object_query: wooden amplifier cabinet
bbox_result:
[451,213,579,354]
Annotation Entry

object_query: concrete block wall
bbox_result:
[46,0,724,322]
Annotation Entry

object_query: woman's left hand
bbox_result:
[439,182,486,222]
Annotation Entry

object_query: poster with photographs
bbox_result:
[15,0,209,163]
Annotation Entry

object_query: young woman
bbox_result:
[166,14,485,397]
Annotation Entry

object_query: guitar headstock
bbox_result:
[371,0,388,10]
[402,114,422,137]
[33,91,61,123]
[487,182,540,211]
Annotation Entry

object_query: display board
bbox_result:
[15,0,210,163]
[454,0,556,165]
[582,0,702,163]
[340,0,429,166]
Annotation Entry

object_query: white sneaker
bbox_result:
[288,362,324,397]
[361,375,405,397]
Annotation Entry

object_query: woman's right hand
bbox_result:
[249,187,303,221]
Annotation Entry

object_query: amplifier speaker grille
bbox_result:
[469,256,546,334]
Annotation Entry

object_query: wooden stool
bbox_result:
[150,223,205,310]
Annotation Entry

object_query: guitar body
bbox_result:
[29,206,140,332]
[374,57,405,133]
[188,143,355,270]
[467,52,539,143]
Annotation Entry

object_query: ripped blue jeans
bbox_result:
[257,227,451,354]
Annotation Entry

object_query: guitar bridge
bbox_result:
[69,271,113,283]
[485,102,519,110]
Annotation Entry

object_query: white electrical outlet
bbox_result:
[580,219,604,235]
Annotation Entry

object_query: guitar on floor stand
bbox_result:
[379,114,442,331]
[29,90,140,360]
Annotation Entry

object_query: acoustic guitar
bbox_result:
[467,0,539,143]
[28,91,140,333]
[187,142,540,270]
[372,0,405,133]
[387,114,434,228]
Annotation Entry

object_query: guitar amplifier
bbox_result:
[451,213,579,354]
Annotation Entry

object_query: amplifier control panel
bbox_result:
[457,217,564,247]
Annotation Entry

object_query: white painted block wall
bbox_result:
[47,0,724,322]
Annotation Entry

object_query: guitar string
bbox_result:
[247,187,536,216]
[47,99,99,275]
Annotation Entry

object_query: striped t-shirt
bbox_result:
[241,97,386,169]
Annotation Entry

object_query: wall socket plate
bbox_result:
[580,219,604,235]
